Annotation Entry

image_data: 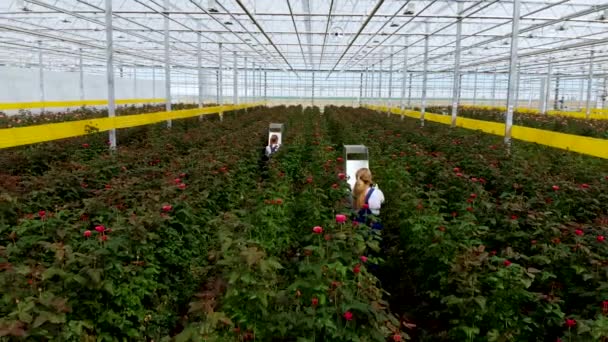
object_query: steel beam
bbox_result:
[472,69,478,106]
[244,57,248,102]
[451,2,463,127]
[542,61,552,114]
[218,43,223,120]
[421,23,430,127]
[400,37,408,116]
[586,50,595,118]
[197,21,203,110]
[504,0,520,145]
[387,45,394,116]
[164,0,172,128]
[38,41,45,106]
[105,0,116,149]
[79,48,84,101]
[233,51,238,104]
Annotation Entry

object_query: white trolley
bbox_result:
[343,145,369,191]
[268,123,284,145]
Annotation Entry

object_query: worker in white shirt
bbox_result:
[265,134,280,157]
[353,168,385,227]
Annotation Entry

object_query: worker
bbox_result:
[265,134,280,157]
[352,168,385,228]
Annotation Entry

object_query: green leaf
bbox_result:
[18,311,33,324]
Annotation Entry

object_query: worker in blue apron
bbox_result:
[352,168,384,230]
[265,134,280,158]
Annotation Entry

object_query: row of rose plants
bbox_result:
[0,106,281,339]
[1,105,408,341]
[0,103,200,129]
[425,105,608,139]
[326,105,608,341]
[176,107,408,341]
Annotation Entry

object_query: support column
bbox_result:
[543,61,552,114]
[312,71,315,106]
[490,68,497,106]
[164,0,172,128]
[258,66,262,103]
[553,76,560,110]
[133,66,137,99]
[407,71,412,108]
[218,43,223,120]
[539,77,547,112]
[358,72,363,107]
[370,64,375,106]
[400,37,409,120]
[244,57,248,102]
[264,71,267,103]
[38,41,45,108]
[152,66,156,98]
[527,79,534,108]
[472,69,478,105]
[79,48,84,101]
[504,0,520,145]
[197,22,204,111]
[233,52,238,105]
[387,46,394,116]
[603,77,607,109]
[578,77,585,110]
[421,23,430,127]
[586,51,595,118]
[251,63,255,101]
[105,0,117,149]
[513,64,520,110]
[451,2,463,127]
[378,59,383,106]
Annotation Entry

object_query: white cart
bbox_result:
[343,145,369,191]
[268,123,284,145]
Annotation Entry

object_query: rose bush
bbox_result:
[326,105,608,341]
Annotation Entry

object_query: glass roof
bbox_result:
[0,0,606,78]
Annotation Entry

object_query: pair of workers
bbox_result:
[265,136,385,224]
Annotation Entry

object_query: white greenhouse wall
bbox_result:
[0,66,165,103]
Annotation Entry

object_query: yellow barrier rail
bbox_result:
[457,105,608,120]
[365,105,608,160]
[0,98,165,110]
[0,103,262,149]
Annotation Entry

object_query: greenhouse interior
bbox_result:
[1,0,608,340]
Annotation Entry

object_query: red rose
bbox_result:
[336,157,344,163]
[83,230,92,238]
[565,318,576,328]
[178,183,187,190]
[598,235,605,242]
[343,311,353,321]
[312,297,319,307]
[470,193,477,199]
[174,178,181,184]
[575,229,583,236]
[312,226,323,234]
[552,185,560,191]
[503,260,512,267]
[162,205,173,212]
